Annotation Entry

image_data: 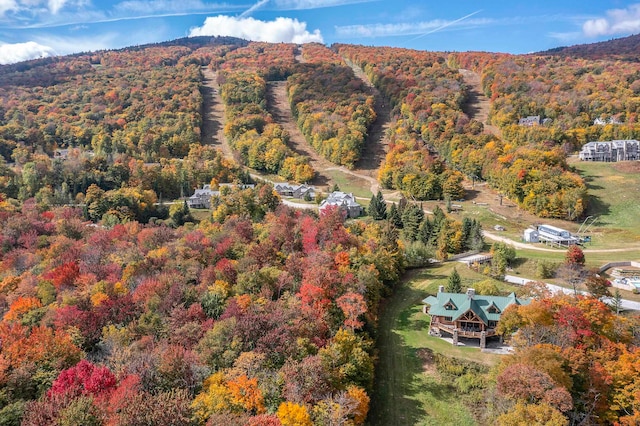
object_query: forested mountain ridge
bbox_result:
[1,35,639,219]
[537,32,640,61]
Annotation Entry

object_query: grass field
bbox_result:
[369,265,514,426]
[323,169,372,199]
[568,160,640,247]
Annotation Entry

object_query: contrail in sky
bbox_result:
[240,0,270,18]
[410,9,483,41]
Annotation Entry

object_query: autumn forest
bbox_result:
[1,34,640,425]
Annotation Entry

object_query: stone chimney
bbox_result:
[466,288,475,298]
[438,285,445,293]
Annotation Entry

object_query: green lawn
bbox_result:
[369,265,511,426]
[571,160,640,246]
[324,169,372,199]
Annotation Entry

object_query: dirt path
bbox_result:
[200,66,235,161]
[294,45,306,63]
[458,69,501,137]
[266,79,382,194]
[266,81,334,187]
[346,60,392,178]
[483,230,640,253]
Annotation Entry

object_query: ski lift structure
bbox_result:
[576,216,597,244]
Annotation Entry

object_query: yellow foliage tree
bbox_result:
[191,371,235,424]
[497,402,568,426]
[277,402,312,426]
[347,386,370,425]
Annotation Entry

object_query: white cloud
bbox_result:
[335,17,492,38]
[583,4,640,37]
[48,0,67,14]
[240,0,268,17]
[189,15,323,43]
[0,0,18,16]
[32,32,120,54]
[115,0,230,14]
[0,41,56,64]
[272,0,376,10]
[0,0,83,18]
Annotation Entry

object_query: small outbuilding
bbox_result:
[523,228,539,243]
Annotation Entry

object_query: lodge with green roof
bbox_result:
[422,286,530,348]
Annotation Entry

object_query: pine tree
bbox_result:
[446,268,462,293]
[418,218,432,245]
[465,219,484,251]
[388,203,403,228]
[375,190,387,220]
[367,193,378,218]
[367,191,387,220]
[401,204,424,241]
[461,217,472,245]
[612,288,623,315]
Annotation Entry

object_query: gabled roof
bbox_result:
[321,191,361,208]
[422,291,529,324]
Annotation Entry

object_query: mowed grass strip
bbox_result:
[370,265,508,425]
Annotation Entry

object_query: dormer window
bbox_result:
[443,299,457,310]
[487,303,500,314]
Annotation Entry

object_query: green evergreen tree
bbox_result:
[375,190,387,219]
[464,218,484,251]
[446,267,462,293]
[418,218,432,246]
[461,217,472,245]
[401,204,424,241]
[367,193,379,218]
[612,288,623,315]
[432,205,446,227]
[388,203,403,228]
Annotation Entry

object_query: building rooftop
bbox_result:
[423,291,530,325]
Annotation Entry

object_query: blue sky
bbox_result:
[1,1,640,64]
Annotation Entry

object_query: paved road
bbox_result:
[484,231,640,254]
[504,274,640,311]
[281,199,318,210]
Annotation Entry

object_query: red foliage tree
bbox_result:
[49,359,117,399]
[337,292,367,330]
[44,261,80,289]
[565,245,585,266]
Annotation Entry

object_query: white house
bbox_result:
[319,191,363,218]
[579,140,639,162]
[187,183,255,209]
[518,115,540,126]
[594,117,622,126]
[273,183,315,199]
[187,184,218,209]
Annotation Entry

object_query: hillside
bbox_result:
[537,32,640,61]
[3,36,640,425]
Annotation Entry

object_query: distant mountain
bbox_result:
[537,33,640,61]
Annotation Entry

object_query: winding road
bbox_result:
[482,230,640,254]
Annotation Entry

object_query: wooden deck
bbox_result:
[432,322,497,338]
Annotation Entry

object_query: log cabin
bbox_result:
[423,286,530,348]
